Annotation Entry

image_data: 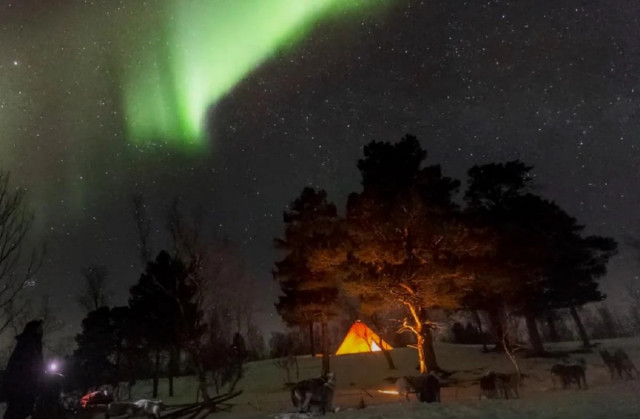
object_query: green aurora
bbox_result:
[121,0,388,149]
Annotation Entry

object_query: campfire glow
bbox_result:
[377,389,400,395]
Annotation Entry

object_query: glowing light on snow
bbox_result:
[377,389,400,395]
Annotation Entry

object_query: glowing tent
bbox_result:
[335,320,393,355]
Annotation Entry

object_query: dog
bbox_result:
[550,359,587,389]
[494,372,520,399]
[479,371,520,399]
[613,349,639,379]
[106,399,164,419]
[599,349,618,380]
[393,376,418,401]
[132,399,164,419]
[291,372,335,414]
[415,372,440,403]
[479,371,499,399]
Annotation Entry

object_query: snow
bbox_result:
[269,380,640,418]
[142,337,640,418]
[4,338,640,417]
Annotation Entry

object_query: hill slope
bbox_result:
[123,337,640,417]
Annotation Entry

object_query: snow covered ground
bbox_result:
[133,337,640,418]
[269,380,640,419]
[3,337,639,417]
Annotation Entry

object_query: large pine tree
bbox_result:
[543,233,617,347]
[322,135,487,373]
[465,161,617,353]
[274,188,341,375]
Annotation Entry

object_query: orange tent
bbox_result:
[335,320,393,355]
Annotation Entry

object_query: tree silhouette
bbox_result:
[73,307,119,390]
[128,250,200,397]
[274,187,341,375]
[466,162,560,354]
[71,305,148,396]
[77,264,110,313]
[465,161,617,354]
[0,171,42,336]
[313,135,487,372]
[543,233,617,347]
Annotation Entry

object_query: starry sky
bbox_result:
[0,0,639,339]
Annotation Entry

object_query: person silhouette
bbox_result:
[3,320,44,419]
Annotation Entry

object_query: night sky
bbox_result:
[1,0,639,341]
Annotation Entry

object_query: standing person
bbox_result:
[3,320,44,419]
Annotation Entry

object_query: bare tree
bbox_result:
[0,171,41,336]
[166,200,258,398]
[37,294,64,335]
[129,196,256,399]
[204,242,256,334]
[35,294,66,358]
[167,199,256,334]
[167,198,203,260]
[76,264,110,312]
[132,194,153,265]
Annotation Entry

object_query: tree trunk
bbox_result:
[114,345,122,386]
[415,331,427,374]
[378,336,396,370]
[321,315,330,375]
[546,311,560,342]
[185,342,211,402]
[487,307,506,350]
[422,326,440,372]
[369,314,395,369]
[473,310,488,352]
[413,308,440,373]
[524,311,545,356]
[197,365,211,402]
[152,349,160,398]
[228,359,244,393]
[168,346,179,397]
[569,304,591,348]
[309,321,316,357]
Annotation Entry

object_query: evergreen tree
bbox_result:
[73,307,119,390]
[71,305,150,395]
[463,161,535,349]
[128,250,200,397]
[316,135,487,372]
[274,188,341,374]
[543,233,617,346]
[465,161,617,353]
[465,162,562,354]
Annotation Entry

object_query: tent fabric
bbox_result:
[335,320,393,355]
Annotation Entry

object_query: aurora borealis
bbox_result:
[121,0,387,148]
[0,0,639,339]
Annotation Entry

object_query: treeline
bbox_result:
[68,202,264,399]
[273,135,617,373]
[0,169,278,398]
